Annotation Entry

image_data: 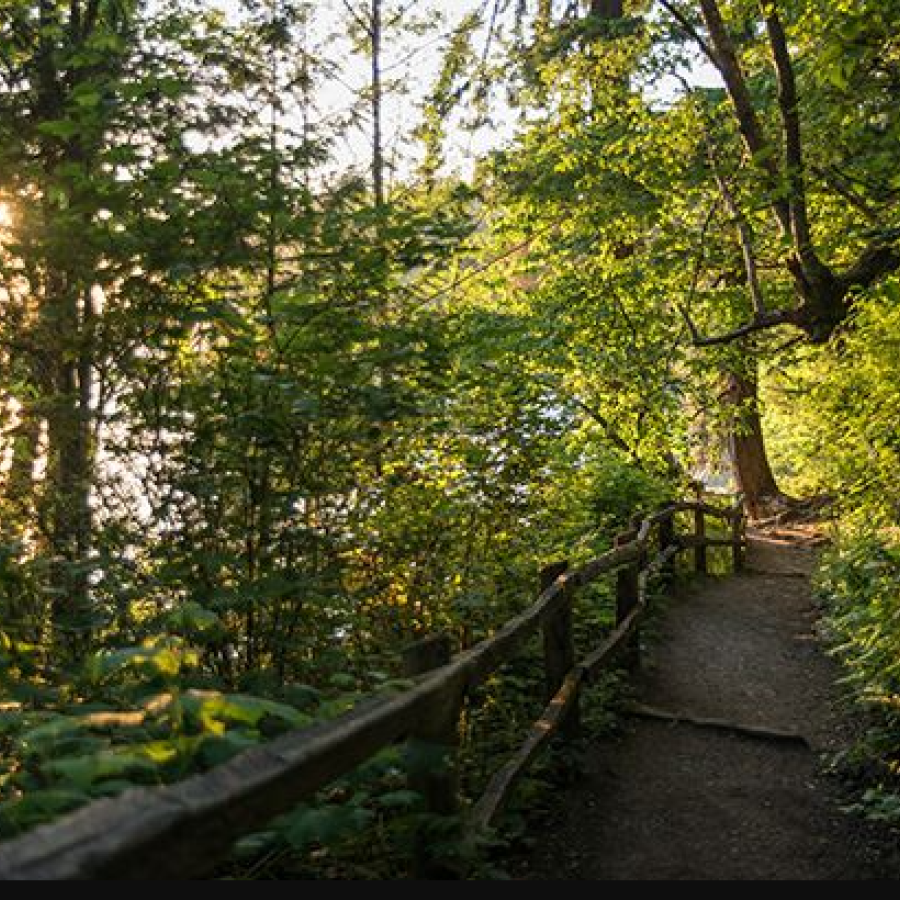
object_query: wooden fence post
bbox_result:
[615,530,642,669]
[403,634,463,878]
[615,531,641,625]
[694,505,708,576]
[404,635,459,816]
[658,504,676,584]
[541,562,580,739]
[732,497,746,573]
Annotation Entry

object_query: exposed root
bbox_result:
[625,703,811,748]
[747,494,836,542]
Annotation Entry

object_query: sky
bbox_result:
[209,1,721,181]
[207,0,500,181]
[313,0,506,180]
[297,1,721,179]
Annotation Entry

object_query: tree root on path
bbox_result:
[742,567,810,579]
[624,704,811,749]
[750,493,836,531]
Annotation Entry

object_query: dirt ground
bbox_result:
[517,536,899,881]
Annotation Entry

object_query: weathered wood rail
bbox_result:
[0,498,745,880]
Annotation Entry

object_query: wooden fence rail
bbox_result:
[0,498,746,881]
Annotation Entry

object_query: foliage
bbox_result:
[766,278,900,518]
[0,0,898,880]
[816,530,900,823]
[0,640,317,840]
[0,0,683,877]
[775,278,900,825]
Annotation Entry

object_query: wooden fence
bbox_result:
[0,498,745,880]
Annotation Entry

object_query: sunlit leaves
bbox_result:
[765,278,900,513]
[87,641,198,684]
[816,530,900,822]
[181,692,311,735]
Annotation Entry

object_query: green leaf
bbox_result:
[182,691,310,735]
[198,731,260,768]
[18,717,91,758]
[72,89,104,109]
[329,674,359,692]
[157,76,186,100]
[166,602,223,637]
[376,790,423,810]
[283,806,376,851]
[43,747,169,790]
[233,831,281,860]
[87,642,198,683]
[37,120,81,140]
[0,791,91,837]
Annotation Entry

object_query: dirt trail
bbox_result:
[519,536,896,881]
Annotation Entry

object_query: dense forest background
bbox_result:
[1,0,899,877]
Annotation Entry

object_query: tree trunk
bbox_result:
[31,5,99,657]
[370,0,386,210]
[44,288,94,655]
[725,369,781,520]
[591,0,624,18]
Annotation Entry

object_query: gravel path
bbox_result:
[519,537,897,881]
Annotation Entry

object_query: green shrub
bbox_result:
[816,530,900,820]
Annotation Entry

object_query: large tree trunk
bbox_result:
[725,369,782,520]
[31,5,99,658]
[43,287,94,656]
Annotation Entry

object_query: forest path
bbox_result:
[518,536,895,881]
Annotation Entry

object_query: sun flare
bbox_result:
[0,202,11,229]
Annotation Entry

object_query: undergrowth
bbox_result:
[816,530,900,824]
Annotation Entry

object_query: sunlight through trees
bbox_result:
[0,0,898,880]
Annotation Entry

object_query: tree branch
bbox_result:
[657,0,715,63]
[813,166,882,225]
[697,0,792,238]
[680,305,797,348]
[772,335,807,356]
[838,241,900,294]
[511,370,639,460]
[339,0,374,39]
[70,0,82,37]
[760,1,820,275]
[674,1,898,345]
[571,396,638,459]
[707,150,767,316]
[84,0,101,37]
[686,198,722,308]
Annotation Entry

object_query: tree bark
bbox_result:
[725,369,781,520]
[591,0,624,18]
